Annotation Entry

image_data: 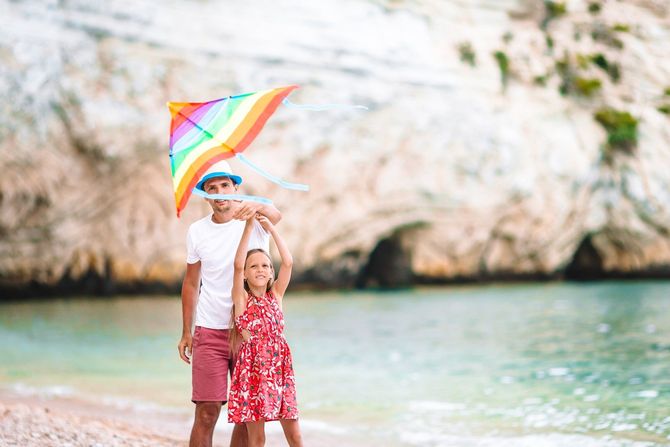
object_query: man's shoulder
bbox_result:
[188,214,213,231]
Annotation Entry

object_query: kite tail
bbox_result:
[282,98,368,111]
[191,189,274,205]
[236,153,310,192]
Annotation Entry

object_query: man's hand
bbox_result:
[232,202,263,221]
[178,332,193,364]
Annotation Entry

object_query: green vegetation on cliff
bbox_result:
[594,108,639,153]
[493,50,510,90]
[458,42,476,67]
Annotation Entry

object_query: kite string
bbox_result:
[282,98,368,111]
[235,153,310,191]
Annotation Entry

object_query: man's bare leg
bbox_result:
[230,423,248,447]
[245,420,266,447]
[190,402,221,447]
[279,419,304,447]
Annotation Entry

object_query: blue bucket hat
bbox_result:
[195,160,243,192]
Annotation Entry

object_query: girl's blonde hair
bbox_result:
[229,249,274,353]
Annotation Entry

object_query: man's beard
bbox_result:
[211,200,231,212]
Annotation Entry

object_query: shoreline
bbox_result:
[1,392,665,447]
[1,275,670,301]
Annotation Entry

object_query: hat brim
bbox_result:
[195,172,243,192]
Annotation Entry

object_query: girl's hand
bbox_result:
[255,214,274,232]
[233,202,263,221]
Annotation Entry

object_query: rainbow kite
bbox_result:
[168,85,366,217]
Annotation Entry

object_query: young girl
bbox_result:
[228,214,303,447]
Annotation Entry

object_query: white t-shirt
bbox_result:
[186,214,269,329]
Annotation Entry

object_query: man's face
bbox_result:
[203,176,238,213]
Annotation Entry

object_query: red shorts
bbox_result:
[192,326,236,403]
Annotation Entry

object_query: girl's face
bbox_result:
[245,252,273,288]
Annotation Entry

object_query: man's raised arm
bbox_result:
[233,202,282,224]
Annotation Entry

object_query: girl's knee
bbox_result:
[248,431,265,447]
[287,431,302,446]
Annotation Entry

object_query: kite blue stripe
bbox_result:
[191,189,273,205]
[236,153,309,192]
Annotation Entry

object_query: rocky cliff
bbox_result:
[1,0,669,296]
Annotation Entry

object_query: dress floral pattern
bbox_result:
[228,290,298,423]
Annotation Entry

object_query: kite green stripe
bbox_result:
[170,97,248,172]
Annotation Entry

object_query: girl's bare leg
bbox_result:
[279,419,304,447]
[230,423,248,447]
[245,420,266,447]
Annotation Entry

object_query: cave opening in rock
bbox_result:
[355,235,413,289]
[564,234,604,280]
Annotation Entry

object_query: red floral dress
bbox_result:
[228,290,298,423]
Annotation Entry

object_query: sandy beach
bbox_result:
[0,389,310,447]
[0,388,186,446]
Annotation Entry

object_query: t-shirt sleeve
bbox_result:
[249,218,270,252]
[186,227,200,264]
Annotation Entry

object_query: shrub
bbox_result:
[594,108,639,152]
[545,34,555,51]
[555,55,589,96]
[533,75,549,86]
[542,1,567,29]
[555,56,572,96]
[574,78,602,96]
[606,63,621,83]
[458,42,476,67]
[658,105,670,115]
[590,53,621,82]
[591,53,609,70]
[591,24,624,49]
[493,50,510,90]
[576,53,590,69]
[612,23,631,32]
[545,1,567,18]
[588,2,602,14]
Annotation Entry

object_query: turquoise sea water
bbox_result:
[1,281,670,446]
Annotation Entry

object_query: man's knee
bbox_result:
[195,403,221,428]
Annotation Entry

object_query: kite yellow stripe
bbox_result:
[225,89,279,149]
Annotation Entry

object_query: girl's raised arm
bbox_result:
[256,216,293,301]
[232,218,254,317]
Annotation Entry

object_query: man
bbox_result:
[178,160,281,447]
